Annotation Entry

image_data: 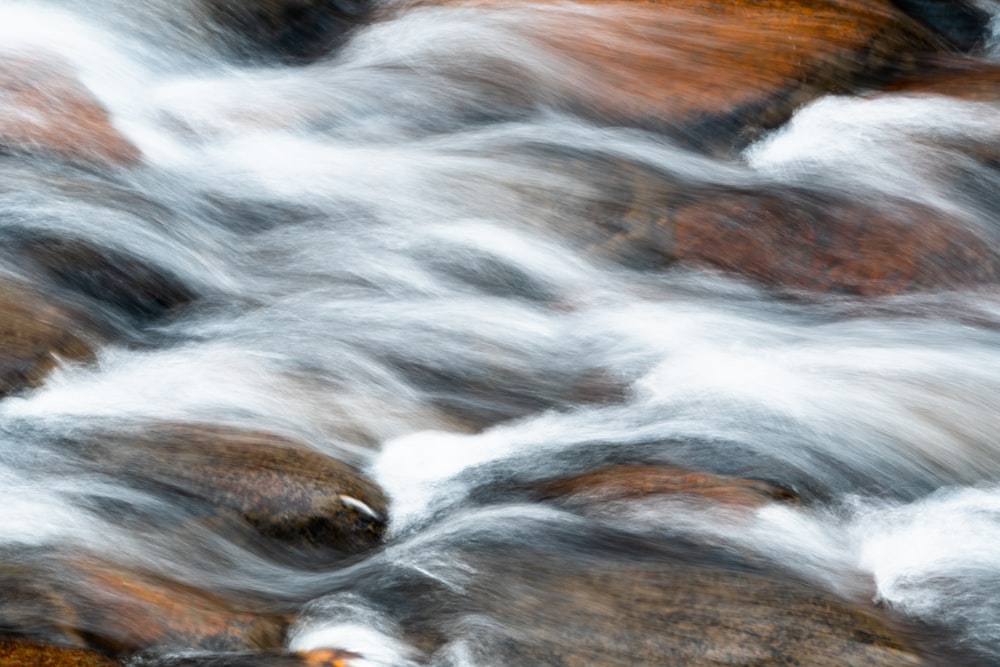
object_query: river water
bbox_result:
[2,0,1000,665]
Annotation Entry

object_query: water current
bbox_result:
[2,0,1000,665]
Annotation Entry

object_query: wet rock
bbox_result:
[126,649,358,667]
[0,552,285,657]
[64,559,287,655]
[79,424,387,557]
[667,190,1000,295]
[536,463,798,511]
[429,0,948,153]
[468,555,926,666]
[8,232,195,324]
[0,280,99,397]
[0,560,87,648]
[0,51,140,166]
[204,0,373,63]
[0,640,117,667]
[888,0,991,51]
[883,56,1000,101]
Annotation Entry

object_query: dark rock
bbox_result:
[79,424,388,557]
[0,51,141,166]
[8,232,195,324]
[204,0,373,63]
[889,0,991,51]
[0,640,117,667]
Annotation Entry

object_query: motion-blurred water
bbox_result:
[3,0,1000,664]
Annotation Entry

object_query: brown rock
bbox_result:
[204,0,373,63]
[882,55,1000,101]
[0,280,99,396]
[0,640,117,667]
[417,0,945,152]
[81,424,387,556]
[668,190,999,295]
[392,542,927,666]
[64,559,287,655]
[475,557,926,666]
[537,463,797,510]
[0,51,140,166]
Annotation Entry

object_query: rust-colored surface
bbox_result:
[299,648,362,667]
[66,559,287,654]
[0,51,140,166]
[0,640,117,667]
[883,56,1000,101]
[670,191,999,295]
[410,0,942,147]
[538,463,797,509]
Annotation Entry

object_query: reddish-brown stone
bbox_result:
[0,640,117,667]
[412,0,944,149]
[538,464,797,510]
[882,56,1000,101]
[669,191,999,295]
[0,51,140,166]
[65,559,287,654]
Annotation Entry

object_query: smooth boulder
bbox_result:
[76,424,388,558]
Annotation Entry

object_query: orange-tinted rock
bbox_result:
[86,424,387,556]
[298,649,360,667]
[65,559,287,654]
[0,281,99,396]
[537,464,797,510]
[668,191,999,295]
[415,0,944,151]
[204,0,373,63]
[0,640,117,667]
[0,51,140,166]
[883,56,1000,101]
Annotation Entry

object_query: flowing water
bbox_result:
[3,0,1000,665]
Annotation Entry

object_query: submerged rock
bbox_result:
[203,0,373,63]
[0,640,117,667]
[9,232,195,325]
[64,560,287,656]
[535,463,798,510]
[348,527,928,666]
[0,281,99,397]
[414,0,948,153]
[0,51,140,166]
[668,190,999,295]
[78,424,388,558]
